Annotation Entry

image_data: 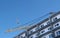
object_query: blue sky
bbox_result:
[0,0,60,38]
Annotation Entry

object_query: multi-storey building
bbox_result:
[14,11,60,38]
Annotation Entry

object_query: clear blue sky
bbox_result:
[0,0,60,38]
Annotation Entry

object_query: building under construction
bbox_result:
[14,11,60,38]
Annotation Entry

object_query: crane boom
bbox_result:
[6,25,32,32]
[6,12,55,33]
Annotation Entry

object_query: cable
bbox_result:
[9,13,49,30]
[22,13,50,26]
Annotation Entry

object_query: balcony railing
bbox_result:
[28,18,60,37]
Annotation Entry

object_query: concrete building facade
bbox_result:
[14,11,60,38]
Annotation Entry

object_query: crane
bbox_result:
[5,18,34,33]
[6,25,33,32]
[5,12,55,33]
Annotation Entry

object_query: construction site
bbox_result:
[6,11,60,38]
[0,0,60,38]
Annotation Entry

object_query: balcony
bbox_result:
[28,18,60,37]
